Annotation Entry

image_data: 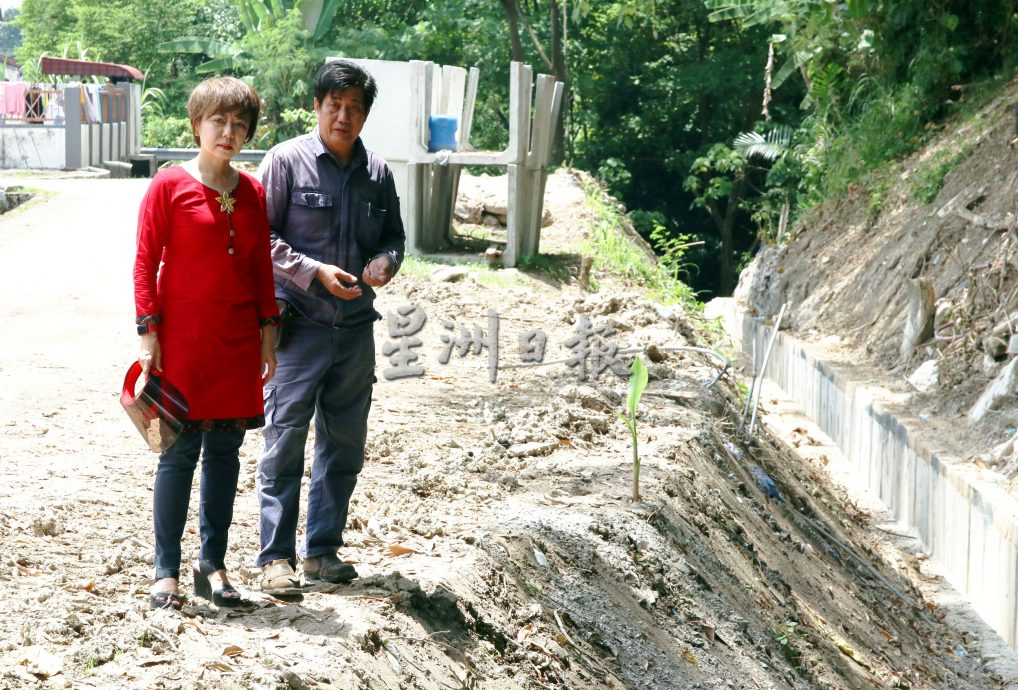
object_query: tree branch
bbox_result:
[519,4,553,70]
[499,0,526,63]
[705,197,725,234]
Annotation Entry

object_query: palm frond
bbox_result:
[734,126,793,160]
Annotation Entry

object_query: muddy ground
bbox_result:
[0,170,1011,689]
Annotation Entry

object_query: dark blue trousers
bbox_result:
[257,316,375,567]
[153,429,244,580]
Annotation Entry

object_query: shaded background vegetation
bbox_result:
[8,0,1018,297]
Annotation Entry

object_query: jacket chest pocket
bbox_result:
[289,189,335,242]
[355,198,386,250]
[292,190,333,208]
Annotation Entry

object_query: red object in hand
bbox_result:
[120,361,189,453]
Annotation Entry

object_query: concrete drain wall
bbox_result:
[708,298,1018,650]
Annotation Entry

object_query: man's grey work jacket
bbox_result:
[260,132,406,329]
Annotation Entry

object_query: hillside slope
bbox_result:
[737,79,1018,479]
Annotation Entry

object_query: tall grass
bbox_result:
[582,182,700,311]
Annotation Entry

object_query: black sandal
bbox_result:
[193,559,245,607]
[149,591,183,610]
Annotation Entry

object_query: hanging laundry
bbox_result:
[43,90,64,124]
[80,85,99,123]
[3,81,26,117]
[87,84,102,122]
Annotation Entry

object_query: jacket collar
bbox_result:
[311,131,367,169]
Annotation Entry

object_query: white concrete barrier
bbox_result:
[707,297,1018,649]
[0,126,65,169]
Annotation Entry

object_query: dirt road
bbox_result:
[0,171,1009,689]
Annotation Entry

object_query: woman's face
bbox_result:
[195,109,250,161]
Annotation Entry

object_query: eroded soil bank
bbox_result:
[0,171,1008,689]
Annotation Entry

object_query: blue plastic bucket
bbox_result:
[428,115,459,152]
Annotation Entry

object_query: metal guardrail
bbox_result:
[139,147,268,163]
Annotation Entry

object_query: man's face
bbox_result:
[314,88,367,161]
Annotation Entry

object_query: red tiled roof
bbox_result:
[40,57,143,81]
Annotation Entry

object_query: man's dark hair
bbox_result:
[315,60,377,113]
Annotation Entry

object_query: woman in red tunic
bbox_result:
[134,77,279,610]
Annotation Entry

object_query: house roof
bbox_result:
[40,57,144,82]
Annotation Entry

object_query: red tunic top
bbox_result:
[134,166,279,430]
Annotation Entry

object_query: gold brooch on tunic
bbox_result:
[216,191,236,214]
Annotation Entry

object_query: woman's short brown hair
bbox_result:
[187,77,261,145]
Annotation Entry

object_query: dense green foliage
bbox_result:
[15,0,218,101]
[0,8,22,58]
[11,1,1018,295]
[703,0,1018,217]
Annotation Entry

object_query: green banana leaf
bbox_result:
[157,37,241,58]
[626,357,648,417]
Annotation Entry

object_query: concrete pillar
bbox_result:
[63,86,81,169]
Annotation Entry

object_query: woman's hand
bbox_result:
[261,325,277,384]
[139,332,161,376]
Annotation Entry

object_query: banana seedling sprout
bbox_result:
[618,356,649,501]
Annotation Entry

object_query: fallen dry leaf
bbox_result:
[385,543,422,557]
[72,579,95,592]
[222,644,245,657]
[831,635,873,672]
[516,623,536,643]
[681,648,698,667]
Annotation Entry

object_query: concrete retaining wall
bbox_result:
[707,298,1018,649]
[0,126,65,169]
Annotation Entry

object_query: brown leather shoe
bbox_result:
[303,553,358,583]
[259,558,302,596]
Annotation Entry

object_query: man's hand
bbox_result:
[139,332,161,376]
[362,255,395,288]
[316,264,363,300]
[260,325,277,384]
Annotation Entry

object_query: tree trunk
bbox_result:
[720,172,747,295]
[500,0,526,63]
[549,0,569,164]
[704,171,747,296]
[694,12,711,148]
